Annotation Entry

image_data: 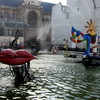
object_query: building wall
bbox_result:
[0,0,43,48]
[51,3,71,45]
[24,0,40,6]
[95,8,100,34]
[94,0,100,34]
[0,6,22,36]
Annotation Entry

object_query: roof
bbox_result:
[41,2,55,14]
[0,0,24,7]
[0,0,55,14]
[0,0,100,9]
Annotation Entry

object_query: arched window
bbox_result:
[0,12,3,18]
[28,11,37,28]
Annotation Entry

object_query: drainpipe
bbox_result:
[92,0,96,9]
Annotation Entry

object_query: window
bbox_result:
[66,12,69,19]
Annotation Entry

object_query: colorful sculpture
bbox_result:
[71,19,97,56]
[51,45,59,54]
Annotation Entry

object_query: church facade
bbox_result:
[0,0,54,48]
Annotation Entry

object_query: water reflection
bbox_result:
[0,50,100,100]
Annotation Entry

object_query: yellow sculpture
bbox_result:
[84,19,96,35]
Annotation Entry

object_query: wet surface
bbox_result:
[0,50,100,100]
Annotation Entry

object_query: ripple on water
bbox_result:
[0,50,100,99]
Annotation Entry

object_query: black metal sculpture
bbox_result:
[10,29,31,87]
[10,29,20,50]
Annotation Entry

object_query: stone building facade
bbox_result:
[0,0,55,48]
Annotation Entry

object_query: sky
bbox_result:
[41,0,67,5]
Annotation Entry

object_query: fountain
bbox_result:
[70,19,100,66]
[51,0,93,50]
[0,30,36,87]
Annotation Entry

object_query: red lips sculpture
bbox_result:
[0,49,35,65]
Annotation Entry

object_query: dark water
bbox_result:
[0,50,100,100]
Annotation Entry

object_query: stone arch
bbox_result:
[28,10,37,28]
